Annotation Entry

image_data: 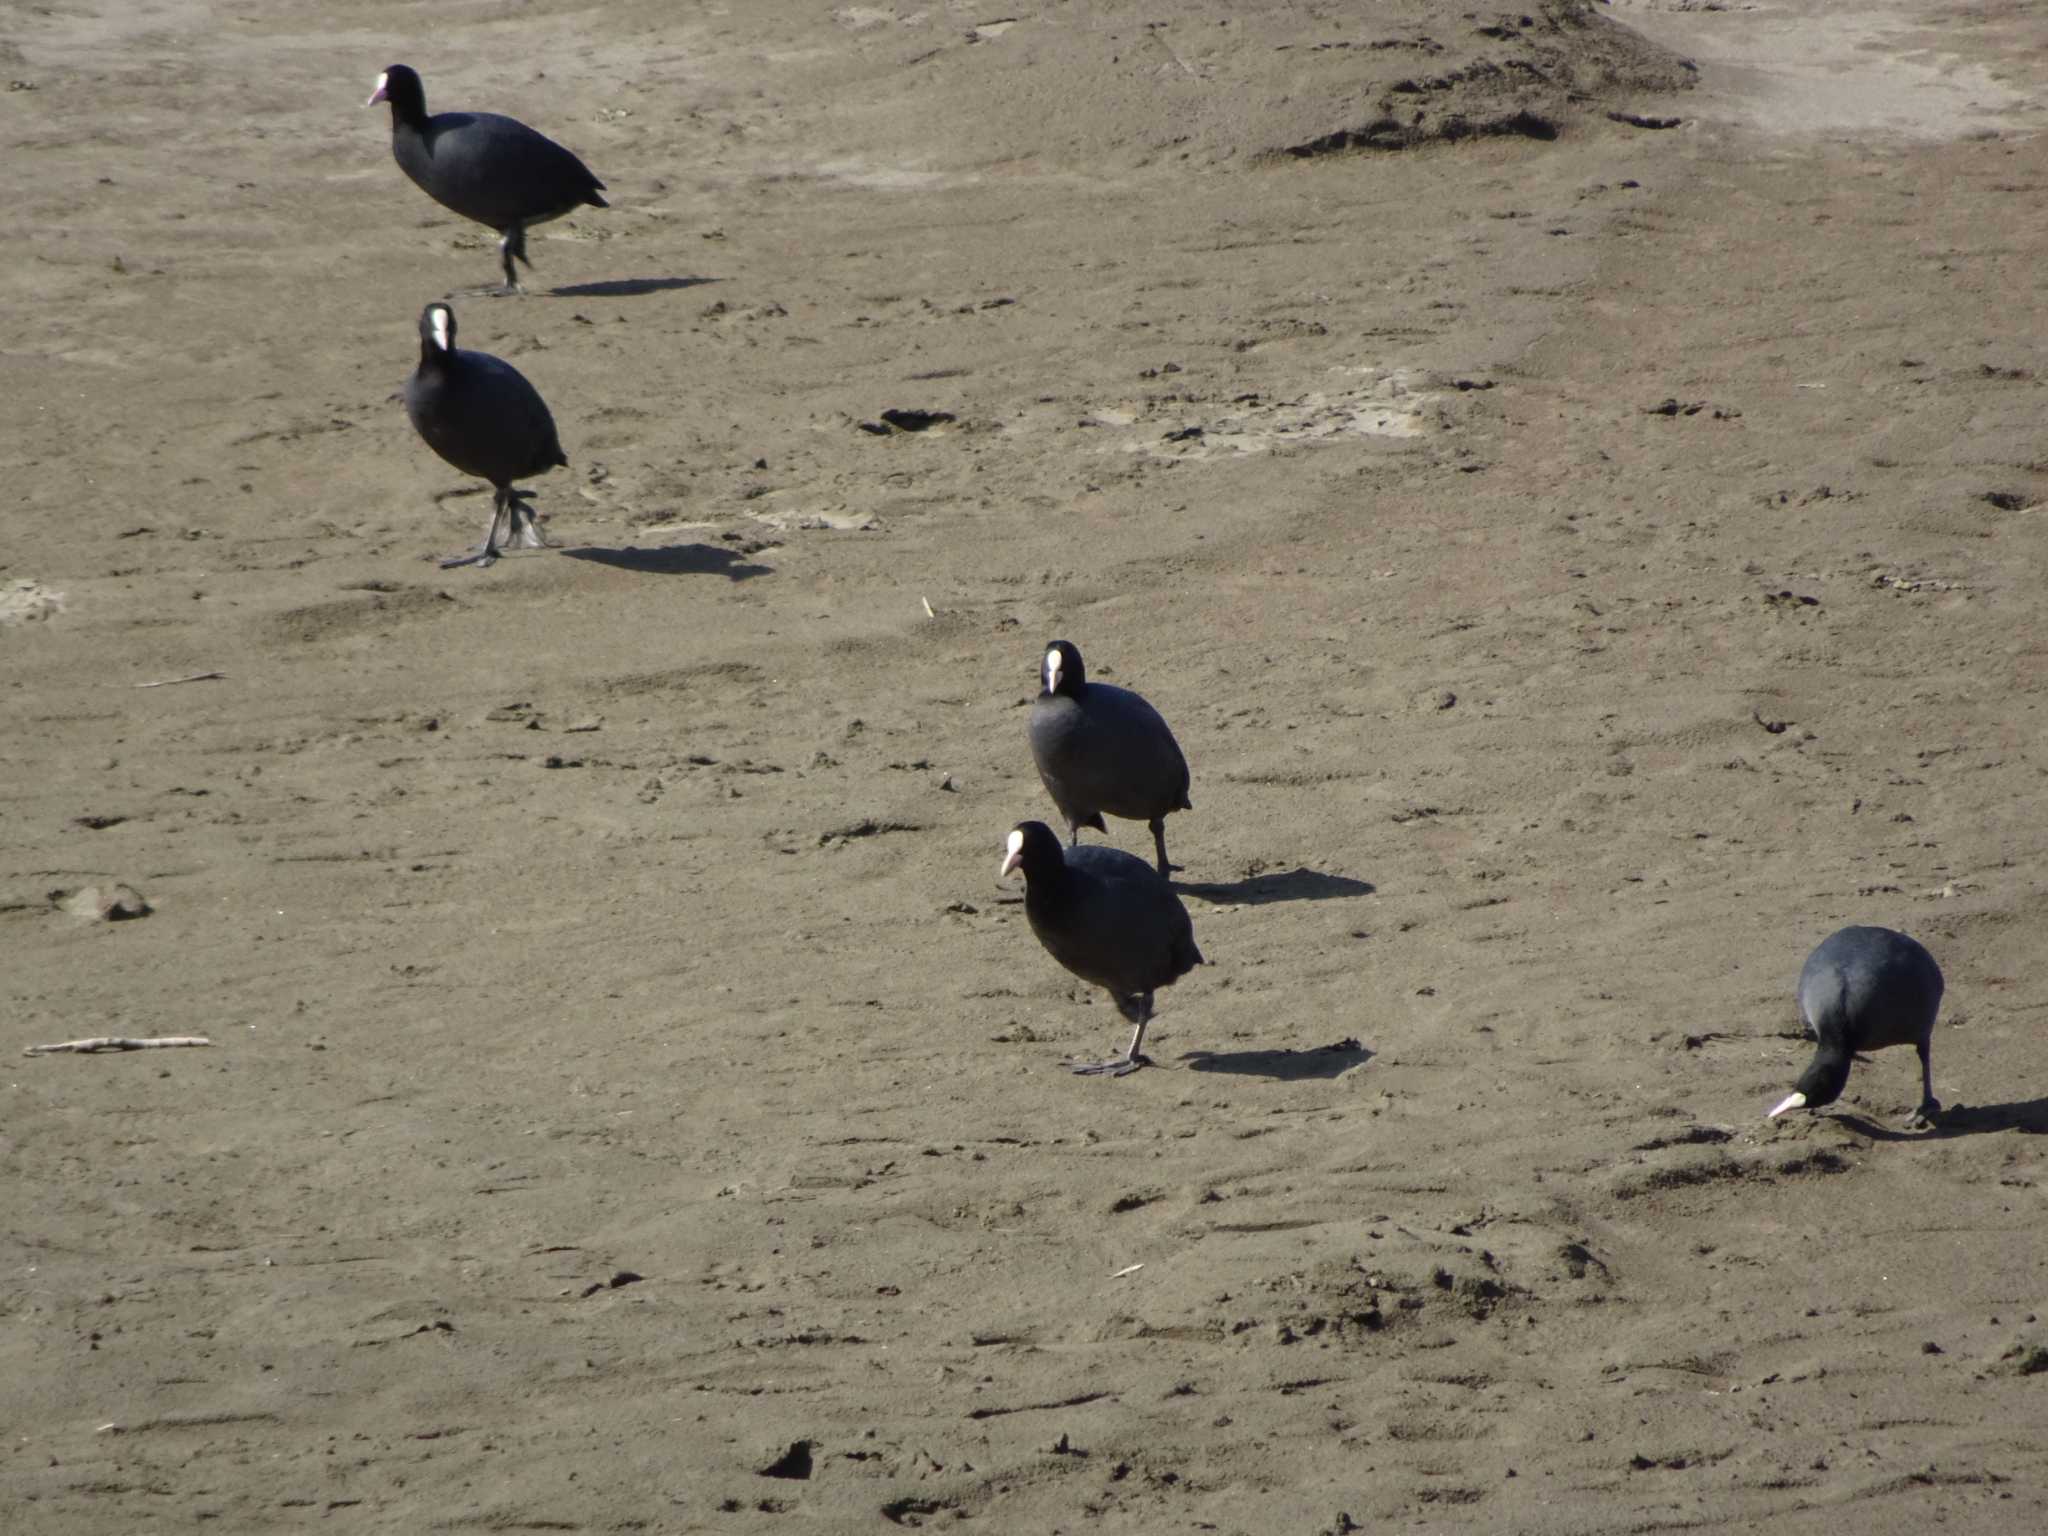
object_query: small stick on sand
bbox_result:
[132,671,225,689]
[921,595,935,619]
[24,1036,213,1056]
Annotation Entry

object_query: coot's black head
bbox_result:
[1769,1052,1851,1120]
[999,821,1066,883]
[417,302,456,357]
[1041,640,1085,698]
[368,64,426,122]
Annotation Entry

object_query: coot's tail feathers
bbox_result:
[585,188,609,208]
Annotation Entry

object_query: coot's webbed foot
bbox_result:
[1072,1015,1149,1078]
[442,493,511,569]
[1914,1047,1939,1128]
[1905,1096,1942,1131]
[507,493,552,550]
[1072,1052,1148,1078]
[494,224,534,294]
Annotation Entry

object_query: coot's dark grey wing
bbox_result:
[406,350,563,487]
[461,351,566,479]
[1031,688,1187,817]
[1064,842,1166,886]
[1798,925,1943,1052]
[1098,682,1192,811]
[1029,695,1107,833]
[400,111,606,230]
[1058,845,1203,991]
[1049,682,1188,824]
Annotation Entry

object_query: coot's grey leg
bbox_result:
[506,225,533,294]
[442,489,510,569]
[1072,993,1152,1077]
[1149,816,1177,877]
[1066,819,1081,849]
[1911,1041,1942,1126]
[480,227,524,297]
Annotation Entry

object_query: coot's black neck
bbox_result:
[1794,1050,1852,1109]
[381,75,430,133]
[1023,860,1079,914]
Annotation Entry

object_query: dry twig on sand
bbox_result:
[131,671,225,688]
[24,1036,213,1056]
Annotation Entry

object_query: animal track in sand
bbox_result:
[1072,368,1454,461]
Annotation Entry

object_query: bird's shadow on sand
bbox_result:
[548,276,719,299]
[561,543,772,579]
[1180,1038,1374,1081]
[1834,1097,2048,1142]
[1177,868,1374,905]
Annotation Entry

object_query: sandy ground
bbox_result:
[7,0,2048,1530]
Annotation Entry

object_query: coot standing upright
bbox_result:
[404,302,567,568]
[1028,640,1192,877]
[1000,820,1203,1077]
[368,64,607,294]
[1769,925,1945,1124]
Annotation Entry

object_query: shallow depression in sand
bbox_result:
[0,580,67,624]
[1101,367,1450,462]
[1613,0,2039,140]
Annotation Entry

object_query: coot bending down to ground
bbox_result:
[1769,925,1944,1125]
[369,64,607,295]
[404,303,567,569]
[1001,821,1203,1077]
[1028,640,1192,877]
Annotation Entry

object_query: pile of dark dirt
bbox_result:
[804,1,1694,173]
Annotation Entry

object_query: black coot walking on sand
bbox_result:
[1769,925,1945,1124]
[368,64,607,294]
[1028,640,1192,877]
[1000,821,1203,1077]
[404,303,567,569]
